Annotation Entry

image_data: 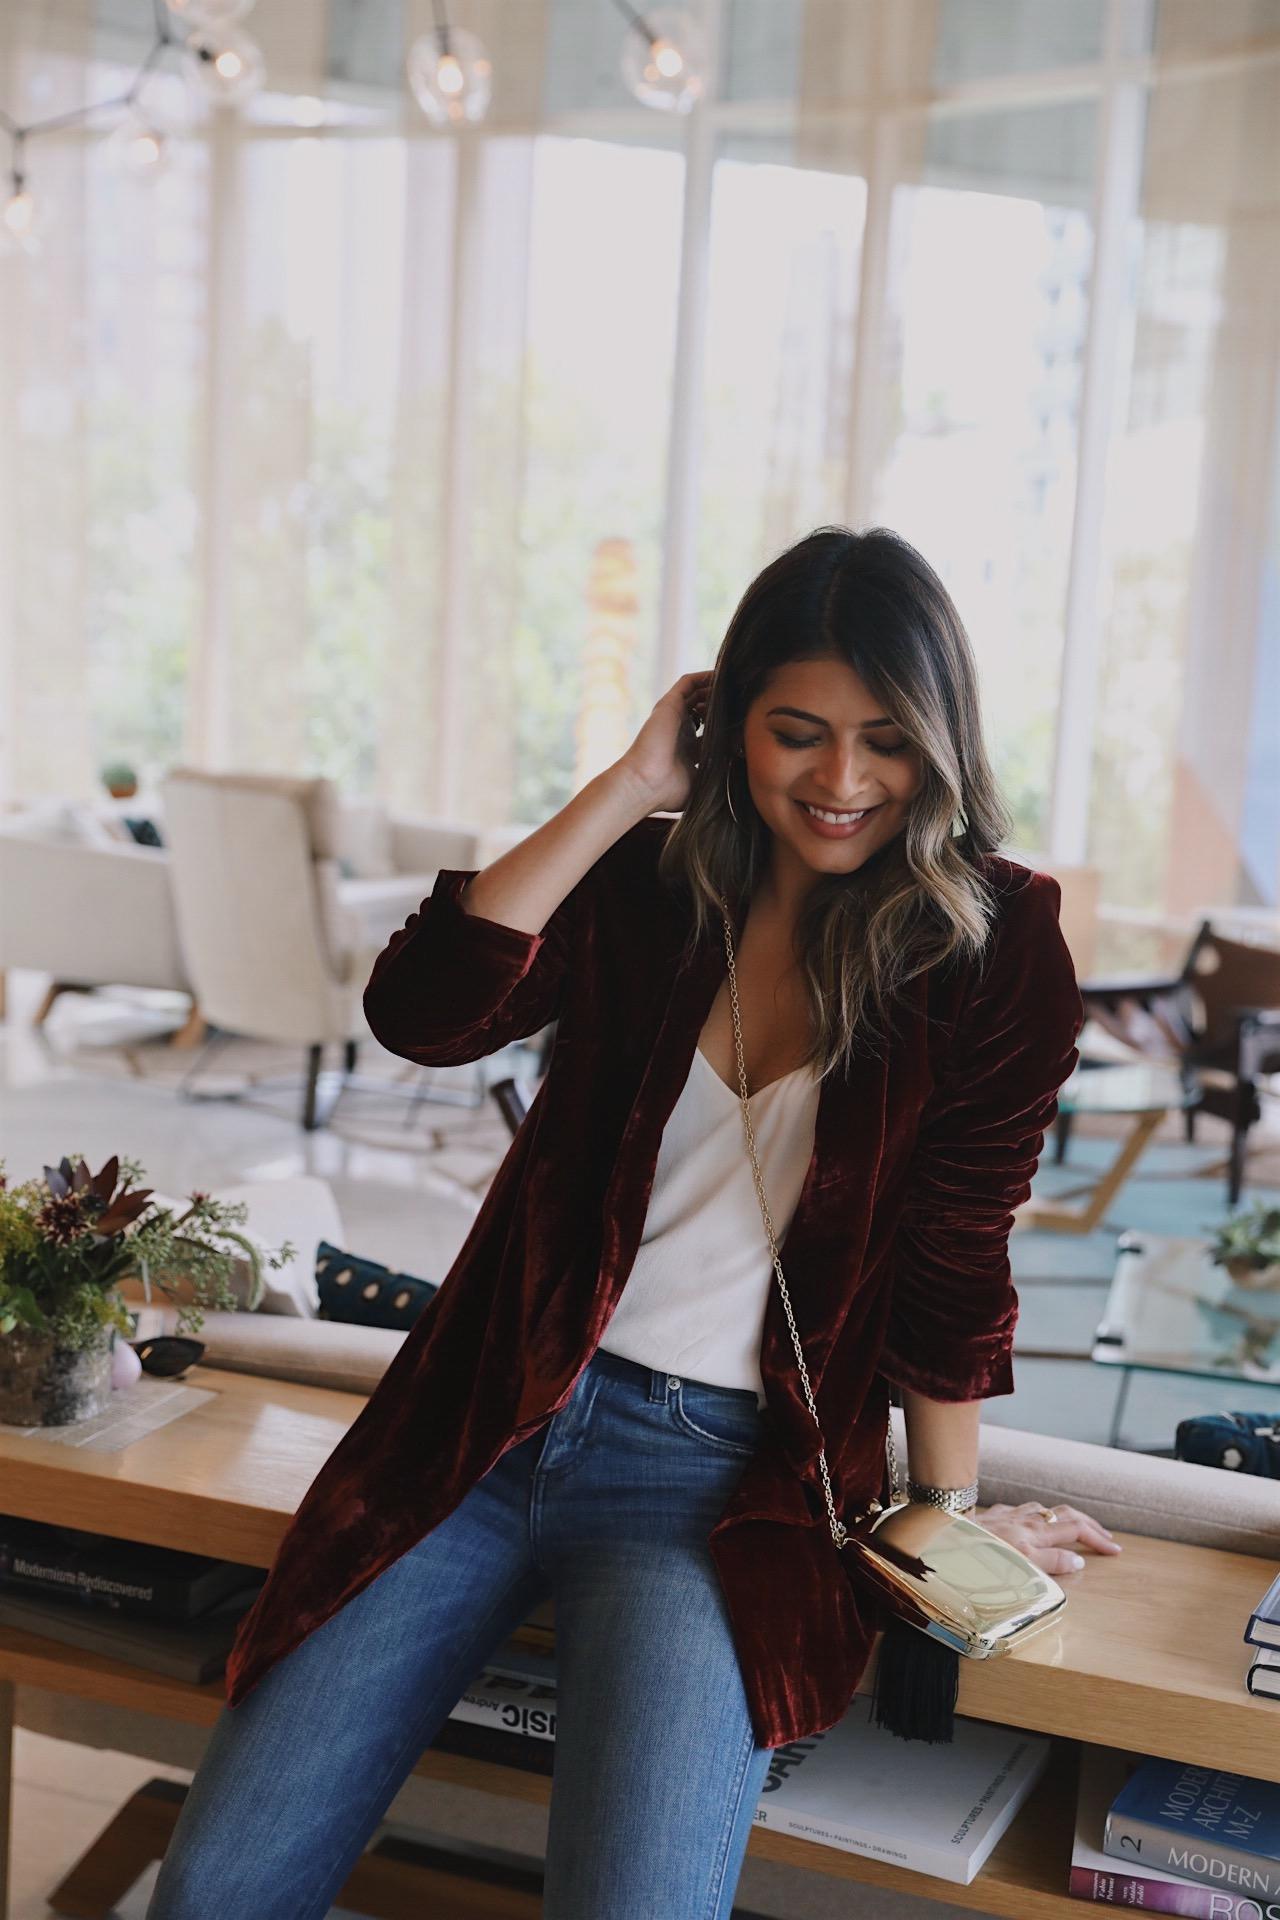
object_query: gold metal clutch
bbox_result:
[846,1500,1067,1658]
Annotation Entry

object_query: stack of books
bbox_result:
[0,1513,265,1683]
[1071,1745,1280,1914]
[1246,1569,1280,1699]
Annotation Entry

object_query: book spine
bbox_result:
[1068,1863,1263,1914]
[0,1599,233,1684]
[447,1687,557,1744]
[0,1562,200,1618]
[1105,1813,1280,1904]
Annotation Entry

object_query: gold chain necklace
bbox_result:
[717,899,902,1545]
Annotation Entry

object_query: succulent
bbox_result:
[1206,1200,1280,1285]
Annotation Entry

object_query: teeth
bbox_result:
[802,803,873,824]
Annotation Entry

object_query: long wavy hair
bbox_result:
[658,525,1015,1077]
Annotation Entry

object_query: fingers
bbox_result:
[1042,1546,1090,1577]
[667,669,714,723]
[974,1501,1123,1574]
[1032,1502,1123,1556]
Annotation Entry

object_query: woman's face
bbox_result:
[738,655,923,887]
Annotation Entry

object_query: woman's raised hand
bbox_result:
[974,1500,1124,1576]
[613,670,715,815]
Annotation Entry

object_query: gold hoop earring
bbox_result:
[724,761,741,827]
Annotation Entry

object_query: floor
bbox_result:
[3,972,1279,1920]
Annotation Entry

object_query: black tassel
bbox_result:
[870,1615,960,1744]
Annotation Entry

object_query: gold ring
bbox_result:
[1036,1505,1059,1525]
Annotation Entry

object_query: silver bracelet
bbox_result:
[907,1477,979,1515]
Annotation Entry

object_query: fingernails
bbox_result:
[1068,1553,1086,1570]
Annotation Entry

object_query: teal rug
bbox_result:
[998,1138,1280,1450]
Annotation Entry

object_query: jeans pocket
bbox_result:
[670,1382,764,1457]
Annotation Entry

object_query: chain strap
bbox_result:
[718,900,902,1554]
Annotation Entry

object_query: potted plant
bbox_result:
[100,759,138,799]
[1206,1200,1280,1292]
[0,1154,296,1427]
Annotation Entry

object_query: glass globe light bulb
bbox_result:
[619,6,706,113]
[106,109,171,175]
[186,24,265,107]
[0,182,45,257]
[406,26,492,127]
[134,63,204,134]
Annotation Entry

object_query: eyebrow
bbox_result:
[765,706,898,730]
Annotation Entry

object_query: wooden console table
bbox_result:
[1,1364,1277,1919]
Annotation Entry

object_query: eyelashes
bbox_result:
[772,732,911,758]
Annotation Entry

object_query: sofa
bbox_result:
[0,799,193,1030]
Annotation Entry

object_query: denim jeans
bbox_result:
[146,1346,779,1920]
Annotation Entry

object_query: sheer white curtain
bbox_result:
[1093,1,1280,923]
[0,0,1276,922]
[0,0,552,828]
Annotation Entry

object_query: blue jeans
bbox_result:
[147,1347,779,1920]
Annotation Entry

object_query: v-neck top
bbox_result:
[597,1043,822,1406]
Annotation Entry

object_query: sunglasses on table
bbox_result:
[129,1335,207,1378]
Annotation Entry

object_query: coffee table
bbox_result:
[1092,1229,1280,1447]
[1017,1061,1203,1235]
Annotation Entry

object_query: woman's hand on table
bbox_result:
[973,1501,1124,1575]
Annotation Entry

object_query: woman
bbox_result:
[149,525,1118,1920]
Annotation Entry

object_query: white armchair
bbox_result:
[158,769,480,1129]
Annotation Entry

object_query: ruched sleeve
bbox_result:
[361,866,582,1067]
[879,870,1084,1402]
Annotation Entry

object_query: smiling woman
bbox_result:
[659,523,1019,1084]
[148,520,1094,1920]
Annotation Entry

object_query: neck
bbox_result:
[753,841,818,928]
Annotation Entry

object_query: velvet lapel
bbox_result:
[593,916,726,1319]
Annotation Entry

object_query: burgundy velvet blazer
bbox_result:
[224,815,1083,1748]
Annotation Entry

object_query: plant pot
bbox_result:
[1223,1257,1280,1293]
[0,1325,114,1426]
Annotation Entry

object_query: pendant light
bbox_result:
[105,105,171,174]
[614,1,706,113]
[0,133,43,257]
[406,0,492,127]
[184,22,266,108]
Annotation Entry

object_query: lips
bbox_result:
[798,801,881,823]
[793,798,884,840]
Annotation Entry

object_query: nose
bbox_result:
[813,738,874,803]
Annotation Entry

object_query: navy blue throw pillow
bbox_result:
[315,1241,439,1330]
[123,816,164,848]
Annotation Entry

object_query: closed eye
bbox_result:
[772,731,910,757]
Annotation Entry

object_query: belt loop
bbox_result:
[648,1367,666,1403]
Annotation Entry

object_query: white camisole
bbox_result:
[597,1044,822,1407]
